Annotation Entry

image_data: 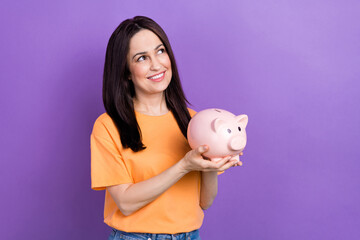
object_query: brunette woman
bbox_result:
[91,16,239,240]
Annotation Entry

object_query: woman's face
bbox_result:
[127,29,172,98]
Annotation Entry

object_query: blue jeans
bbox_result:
[107,228,201,240]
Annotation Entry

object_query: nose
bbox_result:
[150,57,161,71]
[228,137,244,151]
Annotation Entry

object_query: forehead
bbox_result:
[128,29,163,53]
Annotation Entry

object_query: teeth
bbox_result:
[149,72,164,79]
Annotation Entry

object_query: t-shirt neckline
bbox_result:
[135,110,171,117]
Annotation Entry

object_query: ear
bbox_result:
[235,114,248,128]
[127,72,132,80]
[212,118,225,132]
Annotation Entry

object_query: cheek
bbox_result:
[160,55,172,68]
[130,64,148,77]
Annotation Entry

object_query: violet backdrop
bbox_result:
[1,0,359,239]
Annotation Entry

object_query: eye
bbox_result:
[238,126,241,131]
[227,129,231,133]
[137,55,146,62]
[157,48,165,54]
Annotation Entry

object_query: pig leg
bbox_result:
[230,155,240,162]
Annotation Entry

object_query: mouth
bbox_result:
[147,71,166,82]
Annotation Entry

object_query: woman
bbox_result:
[91,16,241,240]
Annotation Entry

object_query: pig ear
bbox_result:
[235,114,248,128]
[212,118,225,133]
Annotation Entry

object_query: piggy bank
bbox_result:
[187,108,248,162]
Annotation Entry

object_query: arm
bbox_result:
[200,171,218,210]
[199,152,244,210]
[107,146,238,216]
[107,160,187,216]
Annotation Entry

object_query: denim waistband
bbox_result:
[109,228,200,240]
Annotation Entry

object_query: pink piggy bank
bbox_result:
[187,108,248,162]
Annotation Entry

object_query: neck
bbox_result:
[133,92,169,116]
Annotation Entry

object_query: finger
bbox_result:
[219,161,238,171]
[201,156,230,169]
[196,145,209,155]
[216,156,231,167]
[212,156,232,168]
[232,161,242,167]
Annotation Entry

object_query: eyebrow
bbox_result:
[132,44,164,60]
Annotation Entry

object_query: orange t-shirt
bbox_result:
[90,109,203,234]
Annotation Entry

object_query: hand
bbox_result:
[180,145,238,173]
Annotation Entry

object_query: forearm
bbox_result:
[111,160,189,216]
[200,171,218,210]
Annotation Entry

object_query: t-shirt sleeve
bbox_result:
[188,108,197,117]
[90,118,133,191]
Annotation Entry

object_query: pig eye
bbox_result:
[238,127,241,131]
[227,129,231,133]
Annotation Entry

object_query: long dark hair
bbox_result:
[103,16,191,152]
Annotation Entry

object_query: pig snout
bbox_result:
[229,137,244,151]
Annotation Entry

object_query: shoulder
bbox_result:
[91,113,118,139]
[187,108,197,117]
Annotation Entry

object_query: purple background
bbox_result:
[1,0,359,239]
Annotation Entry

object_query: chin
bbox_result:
[157,79,171,91]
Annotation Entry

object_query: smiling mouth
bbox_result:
[147,71,165,80]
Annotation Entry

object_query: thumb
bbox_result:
[196,145,209,155]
